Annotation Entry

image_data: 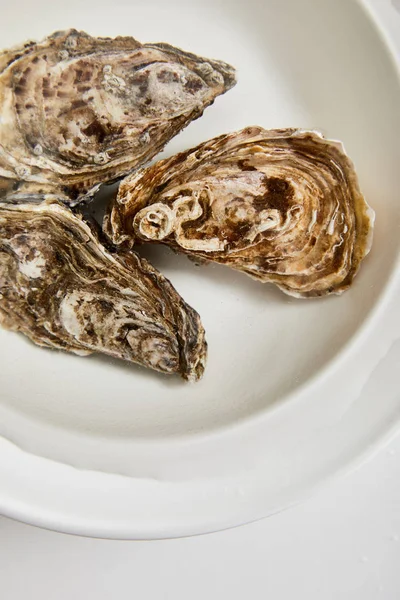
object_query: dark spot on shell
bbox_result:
[111,124,124,136]
[253,177,294,213]
[14,85,24,95]
[131,72,149,96]
[71,99,87,110]
[310,236,317,247]
[25,103,34,109]
[179,193,212,234]
[84,322,96,338]
[261,259,279,272]
[25,247,38,262]
[32,56,39,64]
[331,246,344,271]
[237,160,257,172]
[82,119,108,143]
[224,219,252,242]
[15,233,29,245]
[73,296,84,309]
[6,54,21,68]
[63,186,80,201]
[42,88,54,98]
[154,181,170,195]
[184,77,204,94]
[25,134,37,149]
[132,71,148,83]
[73,137,81,145]
[156,69,180,83]
[145,98,152,105]
[74,69,83,84]
[97,298,114,312]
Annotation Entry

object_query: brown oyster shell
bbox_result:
[0,199,206,380]
[106,127,374,298]
[0,29,236,205]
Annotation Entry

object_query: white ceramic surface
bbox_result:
[0,0,400,539]
[2,430,400,600]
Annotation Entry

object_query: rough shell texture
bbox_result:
[106,127,374,298]
[0,200,206,380]
[0,29,236,205]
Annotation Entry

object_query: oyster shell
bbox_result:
[106,127,374,298]
[0,29,236,205]
[0,199,206,380]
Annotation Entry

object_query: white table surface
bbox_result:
[1,1,400,598]
[1,431,400,600]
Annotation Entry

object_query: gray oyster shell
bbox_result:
[0,199,206,380]
[106,127,374,298]
[0,29,236,205]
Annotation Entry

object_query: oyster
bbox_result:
[0,29,236,205]
[106,127,374,298]
[0,199,206,380]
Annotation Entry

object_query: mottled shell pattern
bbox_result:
[0,200,206,380]
[106,127,374,298]
[0,29,236,205]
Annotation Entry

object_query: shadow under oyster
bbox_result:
[0,200,206,380]
[0,29,236,206]
[106,127,374,298]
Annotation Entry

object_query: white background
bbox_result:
[1,1,400,598]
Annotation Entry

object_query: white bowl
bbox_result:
[1,0,400,539]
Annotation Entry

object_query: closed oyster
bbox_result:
[0,200,206,380]
[106,127,374,298]
[0,29,236,205]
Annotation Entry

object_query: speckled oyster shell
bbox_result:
[106,127,374,298]
[0,29,236,205]
[0,199,206,380]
